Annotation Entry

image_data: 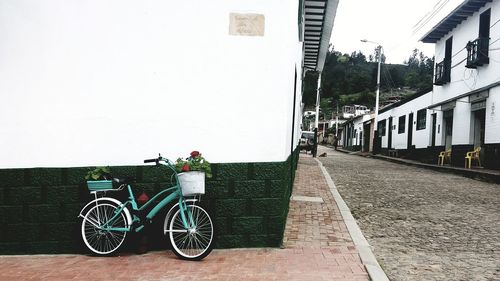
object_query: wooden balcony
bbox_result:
[434,59,451,86]
[466,37,489,68]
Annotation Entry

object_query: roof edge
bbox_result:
[316,0,339,71]
[379,89,432,114]
[420,0,491,43]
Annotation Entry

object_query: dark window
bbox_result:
[479,9,491,39]
[445,37,453,61]
[398,115,406,134]
[417,109,427,130]
[435,37,452,85]
[467,9,490,68]
[378,119,386,136]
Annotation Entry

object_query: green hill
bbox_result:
[303,48,434,110]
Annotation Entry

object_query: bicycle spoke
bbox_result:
[169,205,213,260]
[81,203,127,255]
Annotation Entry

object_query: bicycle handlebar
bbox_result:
[144,154,173,166]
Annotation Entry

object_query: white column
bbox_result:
[315,72,321,129]
[374,46,381,131]
[336,103,339,136]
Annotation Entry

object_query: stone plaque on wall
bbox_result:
[229,13,265,36]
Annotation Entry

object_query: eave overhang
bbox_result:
[420,0,492,43]
[302,0,339,72]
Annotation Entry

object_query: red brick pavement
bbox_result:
[283,156,353,248]
[0,153,369,281]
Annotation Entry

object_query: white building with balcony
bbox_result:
[420,0,500,169]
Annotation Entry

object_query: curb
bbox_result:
[314,158,390,281]
[370,154,500,184]
[327,146,500,184]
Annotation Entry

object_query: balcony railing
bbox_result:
[434,59,451,86]
[466,37,489,68]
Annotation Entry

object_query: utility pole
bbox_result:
[374,45,381,132]
[315,72,321,129]
[361,39,383,153]
[336,102,339,136]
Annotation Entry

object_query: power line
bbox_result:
[490,18,500,29]
[413,0,451,35]
[451,57,467,69]
[413,0,448,30]
[489,36,500,47]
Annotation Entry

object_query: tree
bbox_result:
[403,49,434,92]
[301,47,434,109]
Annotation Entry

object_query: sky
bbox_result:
[330,0,465,64]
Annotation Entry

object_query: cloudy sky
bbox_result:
[330,0,465,64]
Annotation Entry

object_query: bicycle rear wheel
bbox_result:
[169,205,214,260]
[81,203,128,255]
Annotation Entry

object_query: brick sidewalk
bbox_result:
[0,153,369,281]
[283,156,353,248]
[282,154,369,280]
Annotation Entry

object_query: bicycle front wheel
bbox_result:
[169,205,214,260]
[81,203,128,255]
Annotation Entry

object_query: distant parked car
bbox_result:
[299,131,315,153]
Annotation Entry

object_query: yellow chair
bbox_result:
[465,147,481,168]
[438,149,451,166]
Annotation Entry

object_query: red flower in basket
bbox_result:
[175,151,212,178]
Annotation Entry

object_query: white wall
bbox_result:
[343,118,360,148]
[434,110,445,146]
[378,111,390,148]
[451,97,473,144]
[344,114,371,149]
[0,0,302,168]
[353,116,364,147]
[433,1,500,104]
[485,86,500,143]
[378,92,433,149]
[292,61,304,154]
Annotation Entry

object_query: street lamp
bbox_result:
[361,39,383,153]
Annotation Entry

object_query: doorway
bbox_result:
[407,113,414,150]
[443,110,454,150]
[359,131,363,149]
[388,117,393,149]
[472,108,486,148]
[431,113,437,147]
[363,122,371,152]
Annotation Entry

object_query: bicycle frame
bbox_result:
[88,158,195,233]
[79,154,214,259]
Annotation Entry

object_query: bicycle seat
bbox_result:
[113,177,135,185]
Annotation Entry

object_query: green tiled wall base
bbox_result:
[0,148,299,254]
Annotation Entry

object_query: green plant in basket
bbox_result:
[175,151,212,178]
[85,166,112,180]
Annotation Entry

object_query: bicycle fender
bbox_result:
[163,199,198,235]
[78,197,133,226]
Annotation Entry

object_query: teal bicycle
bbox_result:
[78,155,214,260]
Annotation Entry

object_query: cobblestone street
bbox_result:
[318,146,500,281]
